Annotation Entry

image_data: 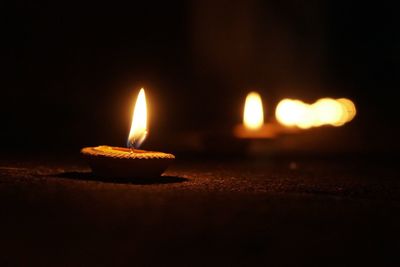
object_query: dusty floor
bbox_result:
[1,156,399,266]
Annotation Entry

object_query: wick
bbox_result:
[127,141,138,153]
[127,141,135,150]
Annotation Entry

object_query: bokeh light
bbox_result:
[312,98,344,126]
[276,99,304,127]
[337,98,357,123]
[276,97,357,129]
[243,92,264,130]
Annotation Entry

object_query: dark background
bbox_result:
[3,0,398,155]
[2,2,400,266]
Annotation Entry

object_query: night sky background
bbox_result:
[3,0,398,155]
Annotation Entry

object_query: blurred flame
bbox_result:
[243,92,264,130]
[337,98,356,123]
[296,104,316,129]
[312,98,344,126]
[128,88,148,149]
[276,99,307,127]
[276,97,356,129]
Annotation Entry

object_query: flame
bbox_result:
[127,88,148,149]
[296,103,316,129]
[276,97,356,129]
[337,98,356,123]
[312,98,344,126]
[275,99,308,127]
[243,92,264,130]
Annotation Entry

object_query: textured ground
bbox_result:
[1,155,399,266]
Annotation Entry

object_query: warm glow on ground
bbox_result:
[243,92,264,130]
[128,88,148,148]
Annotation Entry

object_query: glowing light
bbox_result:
[276,99,305,127]
[296,104,316,129]
[128,88,148,149]
[337,98,356,123]
[276,97,356,129]
[243,92,264,130]
[312,98,344,126]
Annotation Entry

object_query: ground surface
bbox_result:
[0,155,399,266]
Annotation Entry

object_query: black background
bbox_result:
[3,0,398,154]
[2,3,400,266]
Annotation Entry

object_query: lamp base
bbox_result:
[81,146,175,178]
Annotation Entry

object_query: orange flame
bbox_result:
[128,88,148,148]
[276,98,356,129]
[243,92,264,130]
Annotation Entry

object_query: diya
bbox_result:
[234,91,280,139]
[81,88,175,178]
